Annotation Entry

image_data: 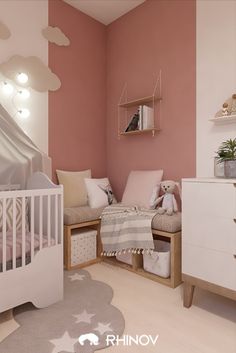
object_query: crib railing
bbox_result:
[0,187,63,273]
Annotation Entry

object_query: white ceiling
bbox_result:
[63,0,146,25]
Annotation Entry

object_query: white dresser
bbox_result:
[182,178,236,307]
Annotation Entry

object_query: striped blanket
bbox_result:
[100,204,157,256]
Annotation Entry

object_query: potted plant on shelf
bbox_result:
[215,138,236,178]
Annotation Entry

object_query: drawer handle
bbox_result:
[234,255,236,259]
[234,219,236,223]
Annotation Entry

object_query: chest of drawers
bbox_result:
[182,178,236,307]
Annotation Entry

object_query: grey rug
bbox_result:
[0,269,125,353]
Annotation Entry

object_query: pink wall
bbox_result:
[49,0,107,181]
[106,0,196,199]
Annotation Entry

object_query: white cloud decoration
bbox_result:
[0,55,61,92]
[42,26,70,46]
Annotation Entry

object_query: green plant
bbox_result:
[216,138,236,163]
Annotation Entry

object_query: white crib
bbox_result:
[0,172,63,313]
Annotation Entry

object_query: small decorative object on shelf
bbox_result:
[230,93,236,115]
[214,138,236,178]
[222,102,229,116]
[210,94,236,124]
[140,105,154,129]
[125,109,140,132]
[118,70,162,137]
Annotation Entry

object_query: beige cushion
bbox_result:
[152,212,181,233]
[64,206,104,225]
[56,169,91,208]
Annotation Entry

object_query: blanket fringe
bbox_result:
[101,248,154,257]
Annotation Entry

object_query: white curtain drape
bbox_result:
[0,104,51,188]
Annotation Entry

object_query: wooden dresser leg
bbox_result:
[183,281,195,308]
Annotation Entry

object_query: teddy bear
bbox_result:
[154,180,181,216]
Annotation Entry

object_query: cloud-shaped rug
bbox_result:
[0,270,125,353]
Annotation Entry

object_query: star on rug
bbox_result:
[68,273,86,281]
[73,310,95,324]
[94,322,113,335]
[50,331,77,353]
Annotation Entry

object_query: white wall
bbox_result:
[0,0,48,153]
[197,0,236,177]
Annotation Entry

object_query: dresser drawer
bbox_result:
[182,215,236,254]
[182,244,236,291]
[182,182,236,219]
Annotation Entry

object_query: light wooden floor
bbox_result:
[87,263,236,353]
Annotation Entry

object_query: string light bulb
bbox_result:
[2,82,14,95]
[17,108,30,119]
[17,72,28,84]
[17,89,30,99]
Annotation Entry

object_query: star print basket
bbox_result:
[71,228,97,266]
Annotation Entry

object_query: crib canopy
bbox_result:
[0,104,51,188]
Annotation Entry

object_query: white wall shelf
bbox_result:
[209,115,236,124]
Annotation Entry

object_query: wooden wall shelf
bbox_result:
[118,71,162,138]
[119,96,162,108]
[120,128,159,137]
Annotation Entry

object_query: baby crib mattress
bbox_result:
[0,231,53,269]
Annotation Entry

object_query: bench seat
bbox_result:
[64,206,182,287]
[64,206,181,233]
[64,206,104,225]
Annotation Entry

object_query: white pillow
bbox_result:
[122,170,163,209]
[85,178,116,209]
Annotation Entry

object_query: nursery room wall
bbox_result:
[49,0,107,179]
[106,0,196,199]
[196,0,236,177]
[0,0,48,153]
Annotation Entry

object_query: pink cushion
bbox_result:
[122,170,163,209]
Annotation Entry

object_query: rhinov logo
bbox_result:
[106,334,159,346]
[78,333,99,346]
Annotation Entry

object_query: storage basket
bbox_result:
[116,252,132,265]
[71,228,97,266]
[143,240,170,278]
